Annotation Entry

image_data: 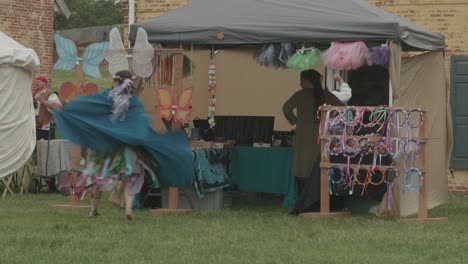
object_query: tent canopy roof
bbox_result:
[130,0,445,51]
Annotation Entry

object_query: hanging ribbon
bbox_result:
[208,46,217,128]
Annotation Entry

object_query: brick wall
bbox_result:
[0,0,54,89]
[122,0,190,46]
[448,171,468,195]
[368,0,468,72]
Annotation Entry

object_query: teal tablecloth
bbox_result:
[230,146,297,207]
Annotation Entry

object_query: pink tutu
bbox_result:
[321,42,368,70]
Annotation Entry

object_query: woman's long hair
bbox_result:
[300,70,325,112]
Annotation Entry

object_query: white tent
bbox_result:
[0,31,40,179]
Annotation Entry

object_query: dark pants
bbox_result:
[36,127,57,192]
[292,157,344,214]
[36,128,55,141]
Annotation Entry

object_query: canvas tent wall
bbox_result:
[130,0,450,217]
[0,31,39,179]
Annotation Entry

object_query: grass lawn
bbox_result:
[51,67,112,92]
[0,193,467,264]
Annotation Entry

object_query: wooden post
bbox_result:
[300,107,350,218]
[320,168,330,214]
[168,187,179,209]
[400,110,447,222]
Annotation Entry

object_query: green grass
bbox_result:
[51,67,112,92]
[0,193,467,264]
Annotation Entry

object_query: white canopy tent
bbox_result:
[0,31,39,179]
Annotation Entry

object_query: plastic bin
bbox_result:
[161,188,225,211]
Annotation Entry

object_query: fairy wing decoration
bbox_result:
[59,82,100,103]
[105,27,129,76]
[53,34,109,79]
[156,88,173,121]
[156,87,193,124]
[174,88,193,124]
[54,34,77,71]
[105,27,154,78]
[132,28,154,78]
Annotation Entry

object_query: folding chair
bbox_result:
[15,164,32,194]
[1,175,14,197]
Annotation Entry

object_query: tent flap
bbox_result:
[379,51,449,217]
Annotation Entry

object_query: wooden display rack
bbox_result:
[300,106,447,222]
[149,49,192,214]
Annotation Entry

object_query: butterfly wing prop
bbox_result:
[81,83,99,96]
[105,27,129,76]
[59,81,79,103]
[132,27,154,78]
[82,42,109,79]
[53,34,77,71]
[174,88,193,124]
[155,88,175,121]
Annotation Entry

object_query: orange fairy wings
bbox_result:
[156,87,193,124]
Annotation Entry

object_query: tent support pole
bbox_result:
[389,79,393,106]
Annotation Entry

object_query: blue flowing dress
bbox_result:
[54,89,194,187]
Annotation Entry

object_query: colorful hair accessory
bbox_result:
[375,139,389,157]
[384,167,399,209]
[367,169,385,186]
[208,57,217,127]
[327,136,342,156]
[343,138,359,158]
[357,107,375,128]
[402,167,423,192]
[390,108,407,128]
[406,108,424,129]
[354,169,370,196]
[403,139,421,167]
[358,137,374,156]
[328,166,344,195]
[373,139,390,167]
[326,108,344,132]
[369,106,390,133]
[389,138,405,160]
[342,106,359,127]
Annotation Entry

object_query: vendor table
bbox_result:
[230,146,297,207]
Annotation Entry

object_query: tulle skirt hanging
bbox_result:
[367,45,390,66]
[321,41,368,70]
[286,48,321,70]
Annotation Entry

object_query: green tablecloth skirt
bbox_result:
[230,146,297,207]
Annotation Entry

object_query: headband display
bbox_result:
[319,106,426,213]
